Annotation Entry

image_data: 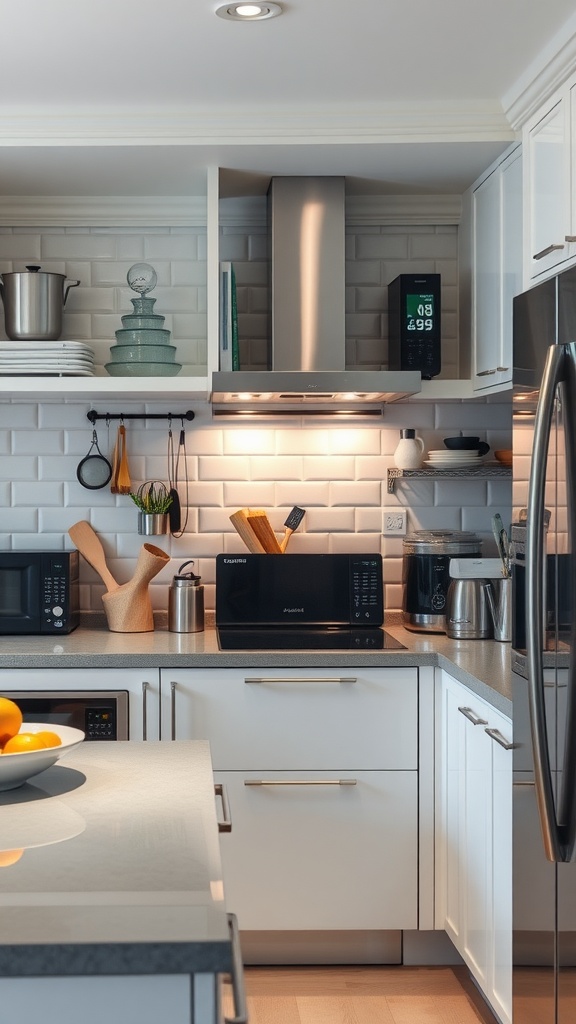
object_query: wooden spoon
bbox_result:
[68,520,118,593]
[115,424,132,495]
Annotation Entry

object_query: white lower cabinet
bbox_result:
[0,667,161,742]
[161,667,419,932]
[435,669,512,1024]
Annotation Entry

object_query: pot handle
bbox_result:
[63,279,80,305]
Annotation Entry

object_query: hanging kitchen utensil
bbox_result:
[168,417,189,538]
[167,417,181,534]
[110,425,121,494]
[76,429,112,490]
[115,423,132,495]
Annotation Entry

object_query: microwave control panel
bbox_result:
[40,552,80,633]
[350,557,383,624]
[85,707,118,740]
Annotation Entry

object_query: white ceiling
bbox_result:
[1,0,576,196]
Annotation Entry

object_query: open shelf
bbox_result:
[387,464,512,493]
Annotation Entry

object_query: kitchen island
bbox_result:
[0,741,242,1024]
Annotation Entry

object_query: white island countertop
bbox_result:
[0,741,232,979]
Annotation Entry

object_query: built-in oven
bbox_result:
[2,690,129,741]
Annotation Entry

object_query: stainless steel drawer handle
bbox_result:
[142,680,149,741]
[477,368,497,376]
[215,783,232,833]
[170,680,177,741]
[224,913,248,1024]
[565,236,576,242]
[485,727,514,750]
[244,676,357,684]
[244,778,357,786]
[533,243,565,260]
[458,706,488,726]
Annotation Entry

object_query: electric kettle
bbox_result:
[445,577,492,639]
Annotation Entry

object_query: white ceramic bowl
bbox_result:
[0,724,85,792]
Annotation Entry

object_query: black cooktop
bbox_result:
[216,627,406,651]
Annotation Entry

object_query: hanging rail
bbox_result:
[87,410,195,424]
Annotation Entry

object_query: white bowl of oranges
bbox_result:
[0,697,84,792]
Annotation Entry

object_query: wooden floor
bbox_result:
[223,965,499,1024]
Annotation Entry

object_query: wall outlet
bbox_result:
[383,509,407,536]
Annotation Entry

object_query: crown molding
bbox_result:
[0,105,513,146]
[0,195,206,227]
[220,193,462,227]
[502,19,576,128]
[346,194,462,225]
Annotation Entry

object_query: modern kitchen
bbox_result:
[1,3,576,1023]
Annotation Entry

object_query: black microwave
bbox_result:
[216,553,384,627]
[0,550,80,635]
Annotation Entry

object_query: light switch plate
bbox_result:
[383,509,407,535]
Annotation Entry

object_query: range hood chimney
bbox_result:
[211,176,422,415]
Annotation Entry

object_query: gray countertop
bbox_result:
[0,617,512,715]
[0,741,232,978]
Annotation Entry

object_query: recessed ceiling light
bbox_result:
[216,2,283,20]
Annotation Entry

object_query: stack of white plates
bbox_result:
[0,341,95,376]
[424,449,484,470]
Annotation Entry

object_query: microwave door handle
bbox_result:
[558,342,576,859]
[527,342,564,862]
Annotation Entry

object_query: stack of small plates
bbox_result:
[424,449,485,470]
[0,341,95,376]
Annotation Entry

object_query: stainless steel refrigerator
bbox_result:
[512,266,576,1023]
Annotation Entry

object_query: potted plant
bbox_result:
[130,481,173,536]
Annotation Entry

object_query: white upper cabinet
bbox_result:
[469,144,522,393]
[524,78,576,282]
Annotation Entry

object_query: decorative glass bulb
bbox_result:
[127,263,157,296]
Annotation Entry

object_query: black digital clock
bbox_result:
[388,273,441,379]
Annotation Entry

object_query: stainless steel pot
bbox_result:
[0,265,80,340]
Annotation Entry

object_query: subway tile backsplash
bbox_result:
[0,397,512,616]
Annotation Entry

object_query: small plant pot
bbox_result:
[138,512,169,536]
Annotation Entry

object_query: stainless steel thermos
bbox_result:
[168,560,204,633]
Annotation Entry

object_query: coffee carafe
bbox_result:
[168,560,205,633]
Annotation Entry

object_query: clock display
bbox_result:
[406,293,435,333]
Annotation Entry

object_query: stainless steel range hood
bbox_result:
[211,176,422,414]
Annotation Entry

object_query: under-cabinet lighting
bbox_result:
[215,2,283,20]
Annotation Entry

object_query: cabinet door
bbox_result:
[473,167,502,383]
[436,671,512,1024]
[0,667,160,742]
[527,94,571,279]
[472,146,520,391]
[161,667,418,770]
[488,712,513,1024]
[217,768,418,931]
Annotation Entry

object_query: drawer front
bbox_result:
[217,769,418,931]
[162,667,418,769]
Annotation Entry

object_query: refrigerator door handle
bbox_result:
[527,342,564,862]
[558,341,576,859]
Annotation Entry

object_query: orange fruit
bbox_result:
[0,849,24,867]
[0,697,23,747]
[2,732,48,754]
[34,730,62,748]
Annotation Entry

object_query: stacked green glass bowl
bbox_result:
[105,295,182,377]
